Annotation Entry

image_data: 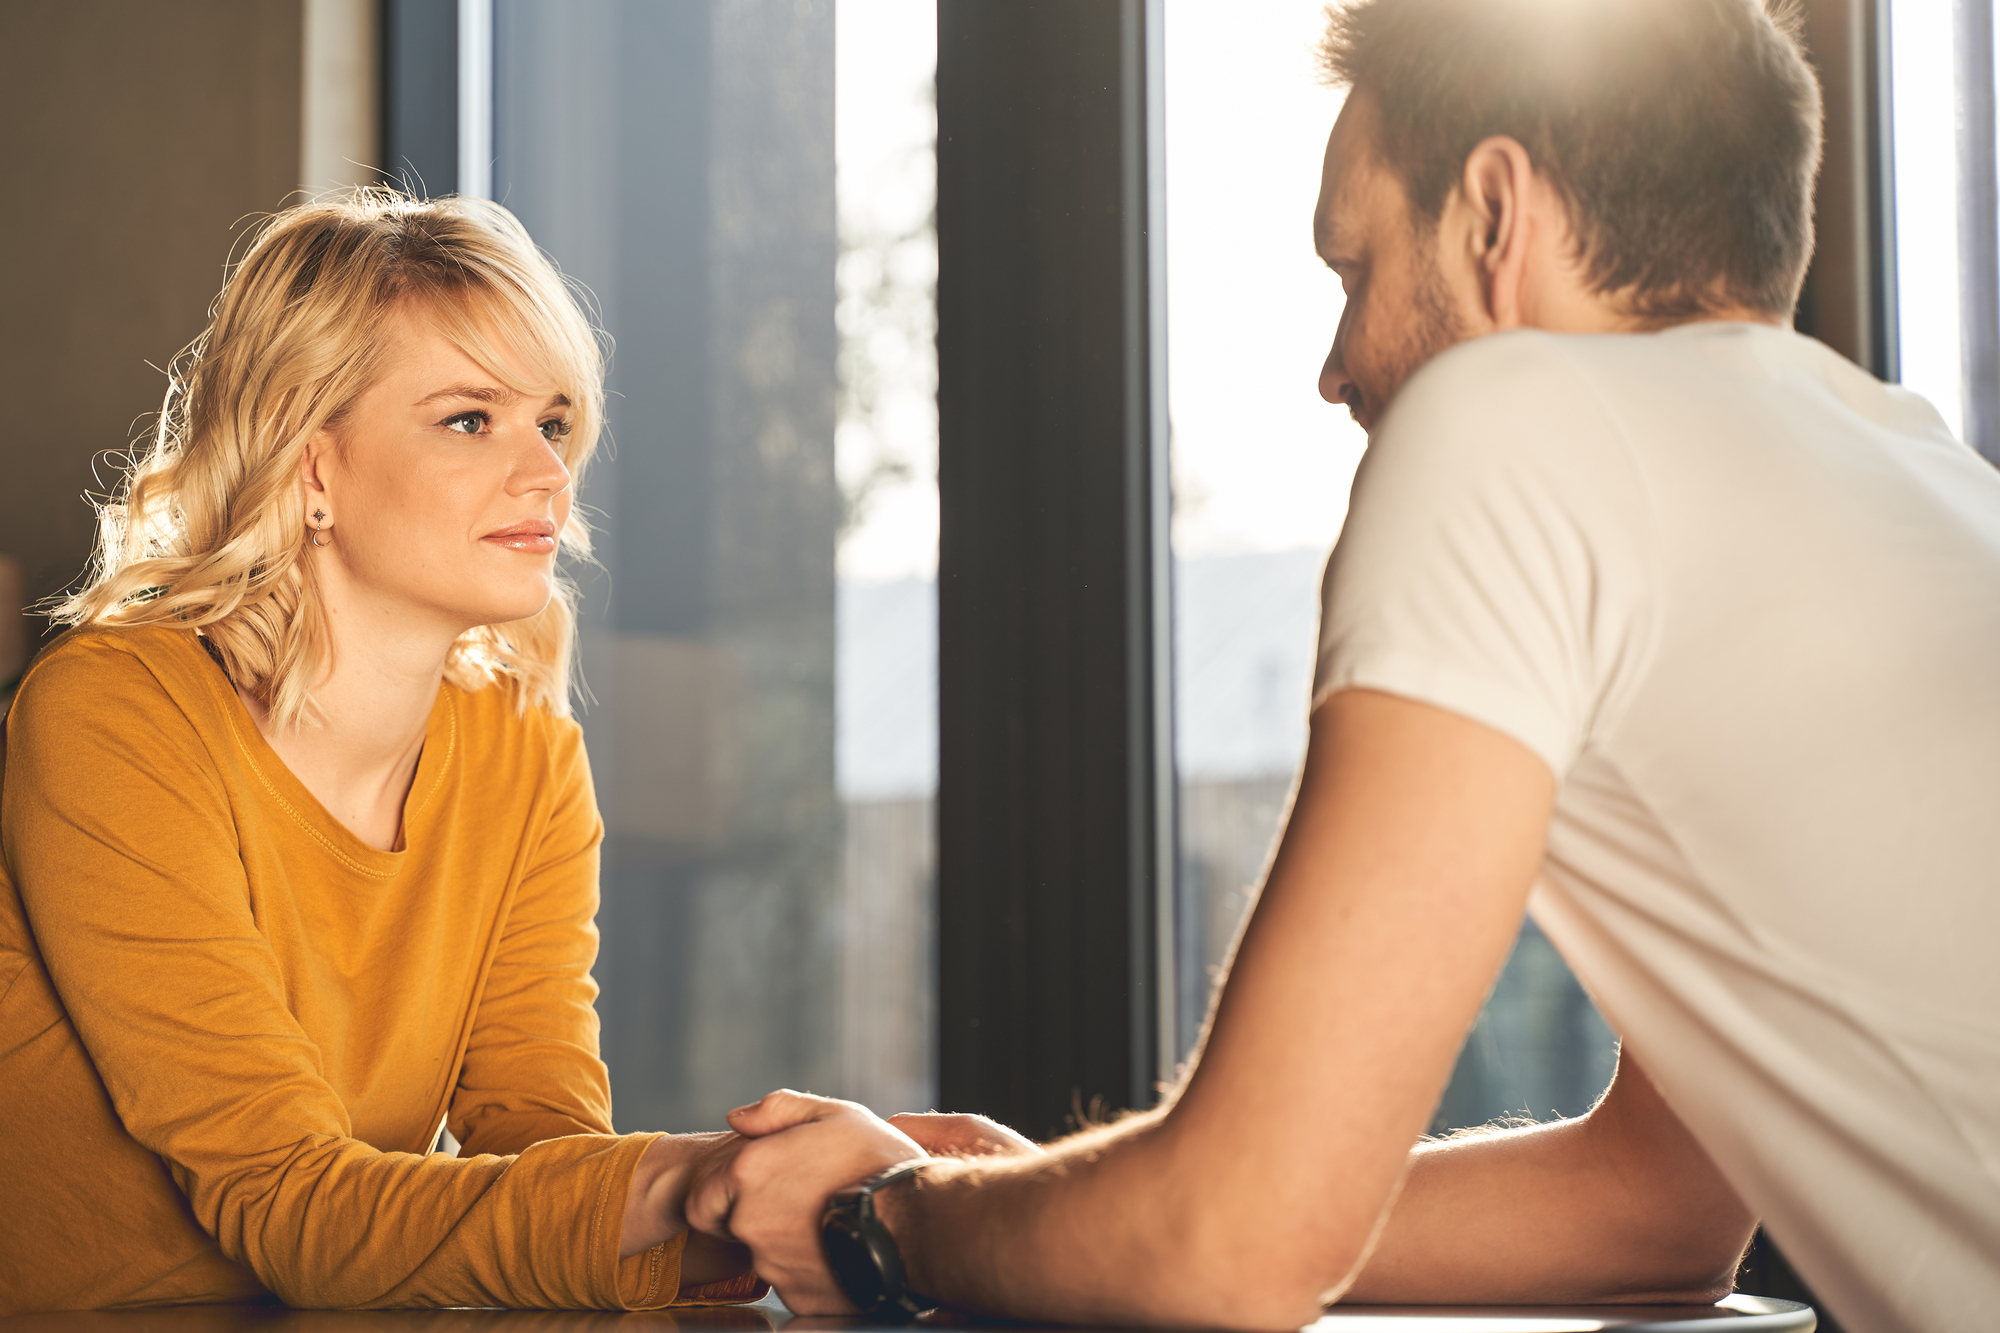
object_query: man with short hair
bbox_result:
[686,3,2000,1330]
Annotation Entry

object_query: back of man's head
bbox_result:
[1319,0,1823,321]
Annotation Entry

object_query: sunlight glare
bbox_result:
[1890,0,1967,439]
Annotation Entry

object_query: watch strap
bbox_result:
[822,1158,931,1320]
[851,1159,929,1197]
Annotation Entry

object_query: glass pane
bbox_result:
[835,0,940,1117]
[489,0,937,1131]
[1890,0,1965,435]
[1164,0,1355,1063]
[1889,0,2000,455]
[1163,0,1617,1130]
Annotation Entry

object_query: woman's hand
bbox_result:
[683,1090,931,1314]
[621,1131,751,1262]
[888,1111,1041,1159]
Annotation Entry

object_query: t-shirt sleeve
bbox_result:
[1312,333,1661,779]
[449,716,615,1157]
[1,640,673,1310]
[443,712,768,1308]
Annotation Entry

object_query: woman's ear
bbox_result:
[1457,134,1537,329]
[299,429,332,494]
[298,429,336,535]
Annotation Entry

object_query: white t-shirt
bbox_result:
[1313,323,2000,1333]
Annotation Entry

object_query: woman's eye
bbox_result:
[444,411,488,435]
[539,418,572,442]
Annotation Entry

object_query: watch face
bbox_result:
[824,1209,892,1314]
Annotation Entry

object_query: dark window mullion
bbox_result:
[935,0,1174,1140]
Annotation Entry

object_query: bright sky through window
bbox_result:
[836,3,1357,571]
[1891,0,1969,439]
[835,0,939,584]
[1165,0,1362,557]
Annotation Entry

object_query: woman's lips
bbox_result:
[482,521,557,554]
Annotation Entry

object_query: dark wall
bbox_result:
[0,0,303,665]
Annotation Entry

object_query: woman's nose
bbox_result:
[511,432,573,497]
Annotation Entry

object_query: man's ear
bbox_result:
[1456,135,1538,329]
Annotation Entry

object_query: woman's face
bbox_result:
[307,304,575,638]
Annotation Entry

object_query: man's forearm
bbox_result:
[701,696,1556,1327]
[879,1108,1230,1327]
[878,1098,1396,1332]
[859,695,1558,1329]
[1344,1056,1755,1305]
[881,1057,1753,1320]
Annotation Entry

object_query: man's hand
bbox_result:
[888,1112,1041,1159]
[683,1089,930,1314]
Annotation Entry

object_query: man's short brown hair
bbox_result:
[1319,0,1823,319]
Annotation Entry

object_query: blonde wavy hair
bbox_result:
[58,189,605,730]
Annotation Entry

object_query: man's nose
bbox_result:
[1319,298,1357,406]
[1319,340,1355,407]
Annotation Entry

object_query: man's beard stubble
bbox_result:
[1353,249,1465,432]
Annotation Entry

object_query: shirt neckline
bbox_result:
[187,629,457,879]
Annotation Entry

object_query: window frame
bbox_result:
[933,0,1178,1140]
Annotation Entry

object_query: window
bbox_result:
[835,0,942,1116]
[443,0,1957,1151]
[1162,0,1618,1130]
[464,0,938,1129]
[1889,0,1998,460]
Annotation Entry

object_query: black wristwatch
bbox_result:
[821,1159,932,1321]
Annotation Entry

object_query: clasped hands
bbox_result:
[633,1091,1039,1311]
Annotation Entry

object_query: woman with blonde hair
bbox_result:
[0,190,926,1312]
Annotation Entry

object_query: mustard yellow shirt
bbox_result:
[0,626,754,1311]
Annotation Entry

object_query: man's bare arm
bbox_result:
[696,689,1555,1329]
[1346,1049,1757,1305]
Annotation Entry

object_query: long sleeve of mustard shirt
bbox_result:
[0,626,757,1312]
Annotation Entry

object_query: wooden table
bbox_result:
[0,1294,1814,1333]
